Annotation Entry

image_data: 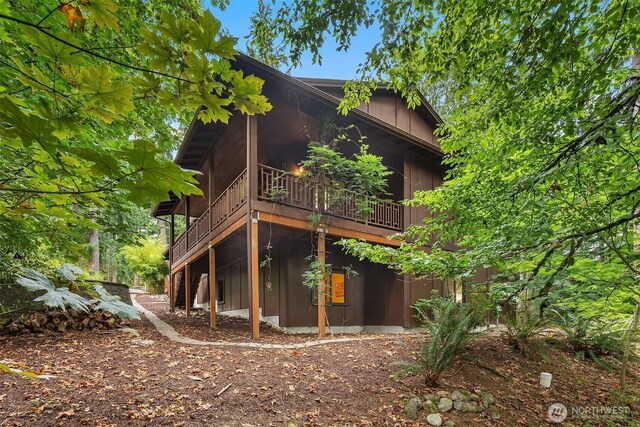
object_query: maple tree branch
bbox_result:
[0,168,145,196]
[0,13,196,84]
[600,235,640,276]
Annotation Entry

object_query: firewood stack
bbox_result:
[2,306,128,335]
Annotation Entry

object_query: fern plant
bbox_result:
[502,300,551,359]
[552,309,635,372]
[395,297,476,386]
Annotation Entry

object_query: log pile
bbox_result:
[2,306,128,335]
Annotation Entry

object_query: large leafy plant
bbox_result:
[15,267,139,319]
[16,269,91,313]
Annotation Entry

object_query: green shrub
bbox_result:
[120,237,168,293]
[395,297,476,386]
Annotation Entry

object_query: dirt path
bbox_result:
[131,293,421,349]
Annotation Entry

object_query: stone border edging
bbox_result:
[131,294,421,349]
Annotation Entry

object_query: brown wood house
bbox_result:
[152,54,460,338]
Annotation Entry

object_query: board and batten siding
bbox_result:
[318,87,437,147]
[402,149,447,327]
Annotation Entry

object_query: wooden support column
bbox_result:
[169,213,175,264]
[317,230,326,338]
[169,272,175,313]
[402,150,412,328]
[184,263,191,317]
[208,150,215,230]
[246,115,259,339]
[208,246,216,329]
[249,215,259,338]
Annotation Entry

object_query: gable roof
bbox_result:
[296,76,443,129]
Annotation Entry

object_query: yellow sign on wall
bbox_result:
[331,272,345,304]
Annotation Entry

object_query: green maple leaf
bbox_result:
[139,28,178,72]
[70,147,122,176]
[158,11,191,45]
[211,36,238,60]
[194,89,232,124]
[212,59,235,83]
[191,9,223,53]
[185,54,213,83]
[77,64,134,121]
[229,73,272,115]
[83,0,120,30]
[117,139,201,204]
[0,95,58,148]
[22,27,74,64]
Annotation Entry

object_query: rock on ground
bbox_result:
[426,413,443,426]
[404,396,423,420]
[438,397,453,412]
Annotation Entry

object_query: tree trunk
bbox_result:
[158,218,167,245]
[89,211,99,275]
[620,298,640,390]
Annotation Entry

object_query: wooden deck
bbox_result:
[170,165,403,268]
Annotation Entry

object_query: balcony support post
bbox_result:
[208,151,214,231]
[169,272,175,313]
[246,115,260,339]
[208,245,216,329]
[184,263,191,317]
[317,228,326,338]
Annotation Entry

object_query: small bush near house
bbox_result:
[120,237,168,293]
[395,296,476,386]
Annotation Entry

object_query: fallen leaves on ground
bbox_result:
[0,295,638,426]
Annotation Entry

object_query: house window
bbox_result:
[313,271,347,305]
[330,272,345,304]
[217,278,224,304]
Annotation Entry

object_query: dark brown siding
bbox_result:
[401,148,447,327]
[281,237,366,328]
[316,88,438,148]
[363,263,404,326]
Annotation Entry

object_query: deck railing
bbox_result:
[171,164,402,261]
[257,164,402,230]
[171,169,247,261]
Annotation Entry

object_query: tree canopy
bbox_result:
[0,1,271,277]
